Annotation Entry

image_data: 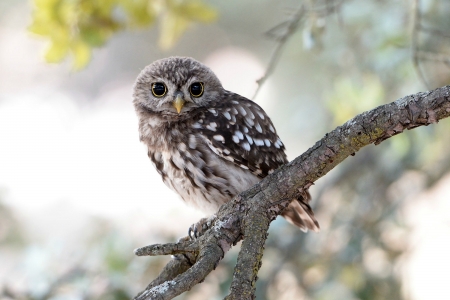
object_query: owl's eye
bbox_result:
[151,82,167,97]
[189,82,204,97]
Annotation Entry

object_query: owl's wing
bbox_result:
[194,92,288,179]
[194,92,320,232]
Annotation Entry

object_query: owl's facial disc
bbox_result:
[173,94,185,114]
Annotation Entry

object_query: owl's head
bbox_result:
[133,57,223,119]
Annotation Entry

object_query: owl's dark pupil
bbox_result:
[152,83,166,97]
[190,82,204,97]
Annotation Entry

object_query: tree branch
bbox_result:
[133,85,450,300]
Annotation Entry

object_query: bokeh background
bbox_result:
[1,0,450,299]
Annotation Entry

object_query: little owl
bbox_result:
[133,57,319,235]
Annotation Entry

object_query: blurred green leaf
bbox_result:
[326,74,385,125]
[378,33,408,49]
[389,133,411,159]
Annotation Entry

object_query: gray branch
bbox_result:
[133,85,450,300]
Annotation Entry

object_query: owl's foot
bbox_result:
[188,215,216,239]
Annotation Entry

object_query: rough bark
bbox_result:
[132,85,450,300]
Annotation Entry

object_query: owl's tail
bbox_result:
[281,193,320,232]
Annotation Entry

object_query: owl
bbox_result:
[133,57,319,235]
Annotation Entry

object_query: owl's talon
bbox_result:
[188,227,194,239]
[188,216,215,240]
[194,226,199,238]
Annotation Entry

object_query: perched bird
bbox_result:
[133,57,319,234]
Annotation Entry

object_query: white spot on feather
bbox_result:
[242,142,251,151]
[232,135,240,143]
[188,135,197,149]
[148,118,162,127]
[213,135,225,143]
[257,111,265,119]
[236,105,247,116]
[206,122,217,131]
[254,139,264,146]
[222,111,231,120]
[224,156,234,162]
[253,169,262,175]
[171,151,185,169]
[264,139,271,147]
[245,134,253,144]
[274,138,283,148]
[244,117,254,127]
[235,130,244,140]
[255,122,263,133]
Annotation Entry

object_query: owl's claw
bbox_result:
[188,215,216,240]
[188,226,195,239]
[194,226,199,238]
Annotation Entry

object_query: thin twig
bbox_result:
[253,1,344,100]
[411,0,431,89]
[420,25,450,39]
[309,0,345,16]
[252,6,305,100]
[415,50,450,68]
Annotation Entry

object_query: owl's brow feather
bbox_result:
[151,60,204,87]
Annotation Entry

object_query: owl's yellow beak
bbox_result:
[173,95,185,114]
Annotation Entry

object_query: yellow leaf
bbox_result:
[33,0,60,9]
[28,21,50,36]
[71,40,91,70]
[44,41,69,62]
[158,11,189,50]
[119,0,156,27]
[157,0,217,50]
[180,1,217,23]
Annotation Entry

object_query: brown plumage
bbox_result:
[133,56,319,232]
